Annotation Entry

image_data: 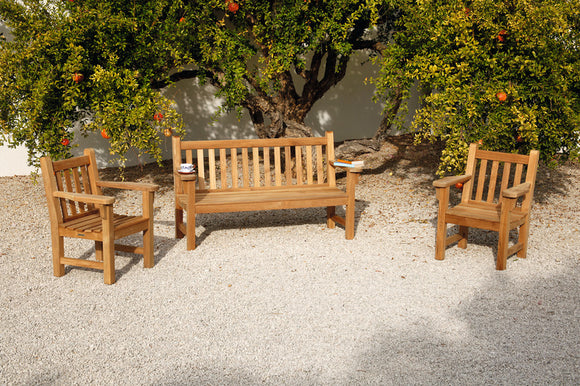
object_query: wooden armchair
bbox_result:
[40,149,159,284]
[433,143,539,270]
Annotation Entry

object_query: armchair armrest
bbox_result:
[53,191,115,205]
[96,180,159,192]
[502,182,531,199]
[433,174,472,188]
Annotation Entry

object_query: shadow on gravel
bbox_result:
[346,269,579,384]
[154,198,370,249]
[63,235,179,282]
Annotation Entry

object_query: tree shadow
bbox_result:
[346,268,579,384]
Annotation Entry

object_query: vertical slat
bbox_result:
[231,148,238,188]
[295,146,303,185]
[252,147,260,187]
[274,147,282,186]
[284,146,292,185]
[209,149,217,190]
[241,147,250,188]
[461,143,479,204]
[475,160,487,201]
[55,171,69,218]
[186,150,193,164]
[306,146,314,185]
[263,147,271,187]
[326,132,336,187]
[501,162,511,193]
[197,149,206,190]
[514,163,523,186]
[316,145,323,184]
[219,148,227,189]
[63,170,78,216]
[486,160,500,203]
[80,165,94,210]
[72,168,87,213]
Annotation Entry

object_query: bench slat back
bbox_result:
[173,132,336,192]
[462,143,539,211]
[40,149,101,223]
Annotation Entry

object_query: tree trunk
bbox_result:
[373,86,404,142]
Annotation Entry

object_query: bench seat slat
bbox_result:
[178,187,348,214]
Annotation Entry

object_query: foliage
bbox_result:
[0,0,388,167]
[373,0,580,175]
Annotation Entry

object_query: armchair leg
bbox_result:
[142,191,155,268]
[95,241,103,261]
[435,219,447,260]
[52,234,65,277]
[326,206,336,229]
[102,206,116,284]
[345,202,355,240]
[458,226,469,249]
[516,220,530,259]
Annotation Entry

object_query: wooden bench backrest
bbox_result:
[173,131,336,193]
[40,148,101,224]
[462,143,540,211]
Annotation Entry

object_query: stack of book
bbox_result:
[334,159,364,168]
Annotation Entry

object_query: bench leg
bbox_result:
[186,209,196,251]
[326,206,336,229]
[175,208,185,239]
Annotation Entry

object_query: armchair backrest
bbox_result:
[40,148,101,224]
[461,143,540,212]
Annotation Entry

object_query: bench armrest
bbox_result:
[433,174,472,188]
[53,191,115,205]
[174,171,197,182]
[502,182,531,199]
[96,180,159,192]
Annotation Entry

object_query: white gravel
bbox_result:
[1,158,578,385]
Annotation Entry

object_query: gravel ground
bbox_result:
[1,142,579,385]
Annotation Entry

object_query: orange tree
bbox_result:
[373,0,580,175]
[0,0,392,167]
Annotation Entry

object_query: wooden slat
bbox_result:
[295,146,303,186]
[475,159,487,201]
[80,165,94,210]
[486,160,499,203]
[316,145,323,184]
[241,147,249,188]
[178,136,328,150]
[51,156,91,172]
[514,163,523,186]
[197,149,206,190]
[263,147,271,187]
[219,148,227,189]
[231,148,238,189]
[72,168,87,213]
[209,148,217,190]
[252,147,260,187]
[306,146,313,185]
[186,150,193,164]
[501,162,511,193]
[284,146,292,185]
[274,147,282,186]
[475,149,530,164]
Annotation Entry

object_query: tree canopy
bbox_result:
[374,0,580,175]
[0,0,387,167]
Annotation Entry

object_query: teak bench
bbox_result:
[172,131,362,250]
